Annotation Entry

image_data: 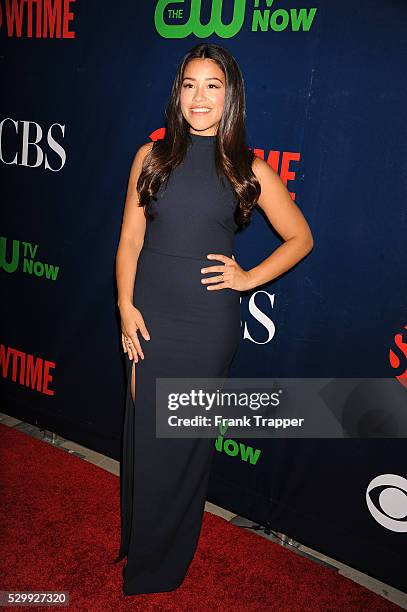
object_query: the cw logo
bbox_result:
[155,0,246,39]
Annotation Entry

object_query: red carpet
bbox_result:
[0,423,401,611]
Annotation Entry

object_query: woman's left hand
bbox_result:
[201,254,253,292]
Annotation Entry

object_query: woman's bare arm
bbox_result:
[245,156,314,289]
[201,156,314,292]
[115,142,153,308]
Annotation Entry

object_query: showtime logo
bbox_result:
[0,0,76,38]
[0,344,56,395]
[389,324,407,389]
[0,118,66,171]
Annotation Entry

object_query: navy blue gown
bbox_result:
[114,132,241,595]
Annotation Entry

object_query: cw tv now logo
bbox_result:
[0,0,76,38]
[0,118,66,171]
[0,237,60,280]
[154,0,317,38]
[215,421,262,464]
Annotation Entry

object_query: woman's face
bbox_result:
[180,58,226,136]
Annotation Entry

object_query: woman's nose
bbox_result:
[193,85,207,101]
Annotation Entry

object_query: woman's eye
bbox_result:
[182,83,220,89]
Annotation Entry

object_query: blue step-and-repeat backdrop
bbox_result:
[1,0,406,593]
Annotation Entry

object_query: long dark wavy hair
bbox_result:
[137,43,261,229]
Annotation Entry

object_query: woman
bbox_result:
[114,42,313,596]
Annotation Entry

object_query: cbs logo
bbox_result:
[0,118,66,171]
[366,474,407,532]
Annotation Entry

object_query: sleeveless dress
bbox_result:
[114,132,241,596]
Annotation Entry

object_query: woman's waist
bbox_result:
[135,244,240,306]
[141,243,234,261]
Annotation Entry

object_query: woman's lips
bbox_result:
[190,108,211,113]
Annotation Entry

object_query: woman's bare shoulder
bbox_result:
[135,140,154,161]
[130,141,155,174]
[251,154,276,179]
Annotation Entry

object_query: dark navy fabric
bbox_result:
[115,132,241,595]
[144,133,239,259]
